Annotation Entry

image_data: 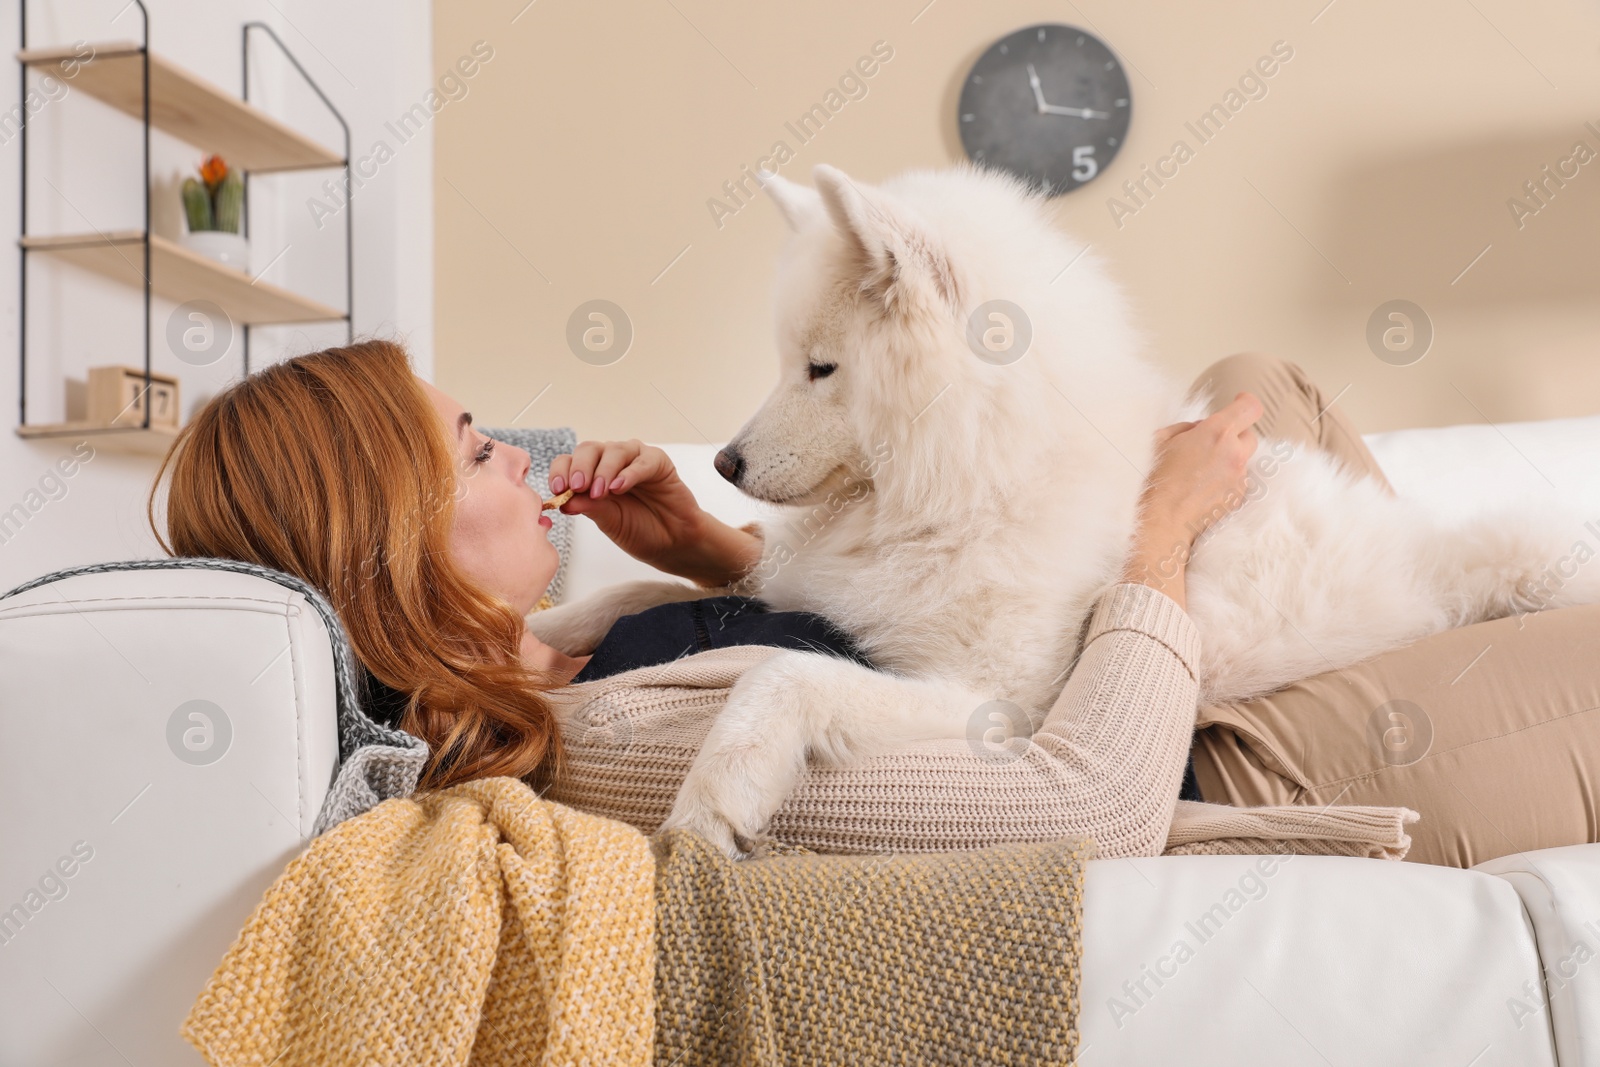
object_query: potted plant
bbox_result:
[180,154,247,270]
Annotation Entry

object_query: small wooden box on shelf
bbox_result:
[87,365,180,430]
[14,365,182,455]
[14,364,181,454]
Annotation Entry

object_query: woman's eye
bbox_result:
[807,362,837,381]
[474,439,496,465]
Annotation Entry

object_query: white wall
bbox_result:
[0,0,434,591]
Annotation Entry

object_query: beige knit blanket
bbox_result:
[653,829,1090,1066]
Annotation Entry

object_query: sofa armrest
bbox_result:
[1479,843,1600,1067]
[0,566,341,1065]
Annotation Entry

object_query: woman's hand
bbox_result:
[549,440,761,587]
[1121,392,1264,609]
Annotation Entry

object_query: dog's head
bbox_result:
[715,164,992,506]
[718,163,1154,516]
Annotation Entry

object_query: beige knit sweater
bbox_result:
[546,582,1417,859]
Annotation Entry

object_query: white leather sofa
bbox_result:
[4,415,1600,1066]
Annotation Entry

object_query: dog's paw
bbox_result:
[659,739,790,863]
[658,652,826,859]
[656,790,768,863]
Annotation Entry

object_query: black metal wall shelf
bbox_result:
[16,3,354,454]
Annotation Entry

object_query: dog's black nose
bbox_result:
[714,447,745,485]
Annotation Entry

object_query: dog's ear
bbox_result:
[760,171,821,232]
[812,163,961,316]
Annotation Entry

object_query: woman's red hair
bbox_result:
[150,339,560,790]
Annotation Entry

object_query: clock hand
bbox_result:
[1025,63,1048,114]
[1027,70,1110,119]
[1041,103,1112,119]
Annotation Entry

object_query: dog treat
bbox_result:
[543,488,576,510]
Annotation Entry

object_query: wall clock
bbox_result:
[958,24,1131,196]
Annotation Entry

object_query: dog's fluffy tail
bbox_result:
[1432,505,1600,625]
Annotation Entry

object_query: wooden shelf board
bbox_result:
[19,41,343,173]
[21,230,345,325]
[17,421,179,456]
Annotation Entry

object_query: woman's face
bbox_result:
[421,379,559,616]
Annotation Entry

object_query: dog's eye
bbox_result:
[807,362,837,381]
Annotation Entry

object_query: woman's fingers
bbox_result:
[548,453,571,494]
[1214,391,1264,436]
[564,441,606,492]
[1154,420,1198,447]
[1228,394,1263,469]
[608,445,669,495]
[550,440,664,499]
[1142,393,1270,533]
[1193,393,1262,472]
[588,440,644,499]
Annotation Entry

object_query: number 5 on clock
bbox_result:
[1072,145,1098,182]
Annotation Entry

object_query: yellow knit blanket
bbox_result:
[182,778,655,1066]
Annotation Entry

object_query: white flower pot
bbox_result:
[180,230,249,273]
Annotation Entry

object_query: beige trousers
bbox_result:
[1187,354,1600,868]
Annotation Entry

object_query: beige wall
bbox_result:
[434,0,1600,443]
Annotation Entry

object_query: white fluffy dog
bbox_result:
[533,163,1599,856]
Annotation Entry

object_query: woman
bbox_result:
[153,340,1600,866]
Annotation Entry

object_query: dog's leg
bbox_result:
[662,650,989,856]
[526,579,723,655]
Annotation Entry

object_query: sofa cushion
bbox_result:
[1365,412,1600,522]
